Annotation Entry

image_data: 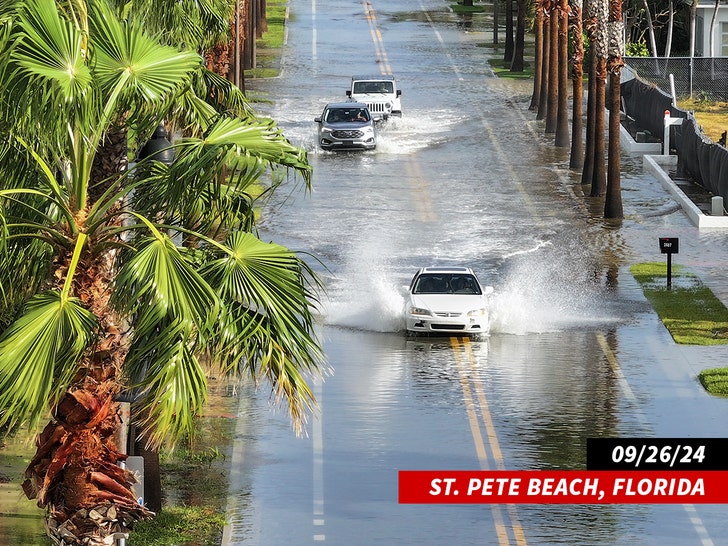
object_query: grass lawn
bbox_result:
[631,262,728,397]
[676,98,728,144]
[630,262,728,346]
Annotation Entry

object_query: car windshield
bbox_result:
[353,81,394,93]
[325,108,370,123]
[413,274,482,295]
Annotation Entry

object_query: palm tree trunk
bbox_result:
[493,0,500,45]
[546,0,559,134]
[537,6,550,120]
[258,0,268,35]
[555,0,570,147]
[570,0,585,168]
[504,0,515,64]
[590,0,608,196]
[511,0,526,71]
[23,257,153,545]
[530,0,544,110]
[590,58,607,196]
[582,2,598,184]
[605,0,624,218]
[89,125,128,204]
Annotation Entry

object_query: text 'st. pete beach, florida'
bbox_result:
[398,471,728,504]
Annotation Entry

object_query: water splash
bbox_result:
[319,229,632,337]
[321,239,406,332]
[490,240,626,335]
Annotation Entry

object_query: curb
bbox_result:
[621,123,728,229]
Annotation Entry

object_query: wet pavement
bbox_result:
[3,1,728,545]
[217,1,728,545]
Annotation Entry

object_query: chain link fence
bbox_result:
[624,57,728,101]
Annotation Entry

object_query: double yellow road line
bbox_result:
[363,0,392,75]
[451,336,528,546]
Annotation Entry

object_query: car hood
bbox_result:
[408,294,487,313]
[326,121,372,128]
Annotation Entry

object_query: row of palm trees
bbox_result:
[529,0,625,219]
[0,0,323,544]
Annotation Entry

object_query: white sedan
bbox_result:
[404,267,493,337]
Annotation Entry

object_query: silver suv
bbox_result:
[346,75,402,121]
[314,102,377,151]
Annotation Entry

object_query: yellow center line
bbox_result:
[451,337,511,545]
[461,337,528,546]
[451,337,529,546]
[405,155,438,221]
[363,0,392,75]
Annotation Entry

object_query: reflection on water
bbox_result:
[0,515,48,546]
[0,438,49,546]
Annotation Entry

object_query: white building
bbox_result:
[696,0,728,56]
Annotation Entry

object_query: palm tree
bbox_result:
[555,0,570,147]
[570,0,585,168]
[588,0,608,196]
[0,1,323,544]
[529,0,545,111]
[511,0,527,72]
[546,0,560,134]
[605,0,624,218]
[537,3,551,120]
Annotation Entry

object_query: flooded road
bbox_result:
[224,1,728,545]
[3,1,728,545]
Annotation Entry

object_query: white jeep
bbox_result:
[346,75,402,121]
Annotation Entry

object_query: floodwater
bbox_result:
[224,1,728,545]
[4,1,728,545]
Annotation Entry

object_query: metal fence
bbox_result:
[624,57,728,101]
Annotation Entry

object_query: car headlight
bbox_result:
[408,306,432,316]
[467,308,488,317]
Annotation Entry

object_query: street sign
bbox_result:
[659,237,679,288]
[659,237,679,254]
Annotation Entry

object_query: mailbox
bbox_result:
[659,237,679,254]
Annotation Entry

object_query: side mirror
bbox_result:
[397,90,402,97]
[314,117,321,123]
[346,90,352,97]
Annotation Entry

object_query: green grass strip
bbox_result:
[451,4,485,13]
[698,367,728,396]
[127,505,226,546]
[487,58,534,79]
[630,262,728,346]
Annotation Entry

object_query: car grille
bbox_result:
[332,130,364,139]
[431,324,466,330]
[434,312,462,317]
[365,102,388,113]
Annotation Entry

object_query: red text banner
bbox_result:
[398,470,728,504]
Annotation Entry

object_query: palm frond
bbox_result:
[125,318,207,448]
[89,0,201,111]
[202,117,312,182]
[0,291,96,431]
[129,115,310,232]
[13,0,93,100]
[199,232,324,432]
[0,240,53,328]
[109,0,234,50]
[111,230,220,341]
